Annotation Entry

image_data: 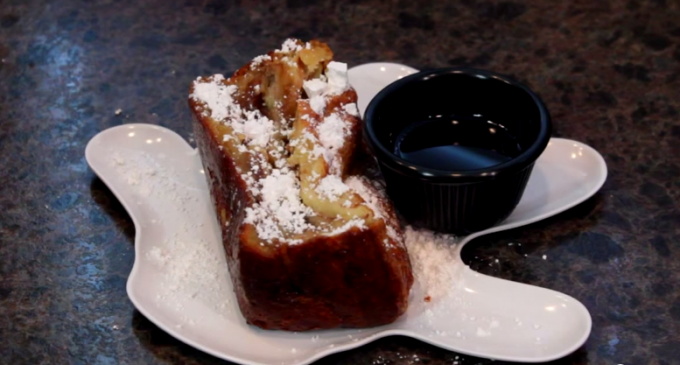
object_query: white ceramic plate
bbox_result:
[85,63,605,365]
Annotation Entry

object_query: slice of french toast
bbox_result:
[189,39,413,331]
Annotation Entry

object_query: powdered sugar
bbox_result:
[110,148,233,321]
[147,246,167,264]
[344,176,404,243]
[309,95,327,115]
[316,175,350,201]
[261,170,312,232]
[191,75,239,122]
[386,225,400,243]
[324,218,366,236]
[234,110,275,147]
[278,38,304,53]
[317,113,348,155]
[342,103,360,117]
[404,226,462,301]
[303,79,327,99]
[148,233,231,315]
[325,61,348,91]
[244,169,314,242]
[191,77,275,148]
[346,176,385,220]
[250,54,272,70]
[300,61,351,116]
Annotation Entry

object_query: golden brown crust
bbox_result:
[189,39,413,331]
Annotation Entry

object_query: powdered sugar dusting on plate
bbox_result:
[404,226,462,302]
[110,149,233,324]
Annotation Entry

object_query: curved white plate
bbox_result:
[346,62,418,116]
[84,63,605,365]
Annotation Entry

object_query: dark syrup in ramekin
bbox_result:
[394,114,523,171]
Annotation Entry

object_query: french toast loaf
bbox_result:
[189,39,413,331]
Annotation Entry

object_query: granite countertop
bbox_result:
[1,0,679,363]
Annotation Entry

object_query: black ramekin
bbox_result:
[364,67,552,234]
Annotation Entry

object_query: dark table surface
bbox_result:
[2,0,679,364]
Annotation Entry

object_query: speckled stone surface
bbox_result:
[1,0,679,364]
